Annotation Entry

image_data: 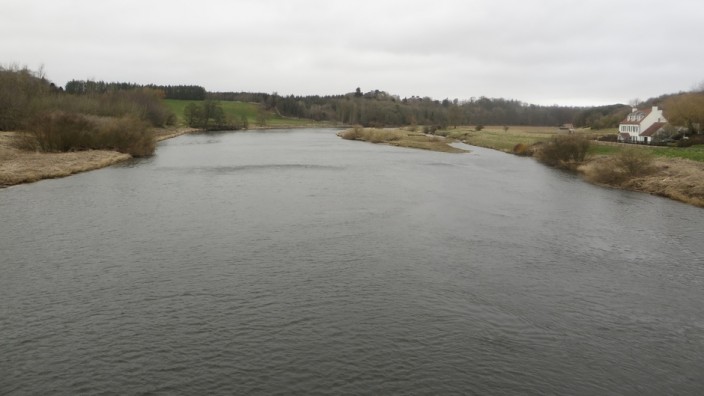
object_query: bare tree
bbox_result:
[664,93,704,134]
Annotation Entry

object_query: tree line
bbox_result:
[0,65,175,156]
[57,81,703,131]
[65,80,206,100]
[5,64,702,136]
[208,89,629,129]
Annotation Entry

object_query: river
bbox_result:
[1,128,703,395]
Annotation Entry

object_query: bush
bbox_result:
[434,129,449,137]
[97,116,155,157]
[25,111,155,156]
[512,143,533,156]
[340,126,363,140]
[26,112,96,152]
[127,89,175,127]
[536,135,590,168]
[677,135,704,147]
[586,148,655,185]
[184,100,231,130]
[426,125,439,134]
[677,138,694,147]
[597,134,618,142]
[587,161,627,185]
[615,148,655,177]
[368,129,385,143]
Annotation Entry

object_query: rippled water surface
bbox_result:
[2,129,703,395]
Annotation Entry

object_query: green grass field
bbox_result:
[163,99,331,128]
[445,125,704,162]
[590,144,704,162]
[446,126,575,152]
[654,146,704,162]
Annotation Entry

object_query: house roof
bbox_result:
[620,108,652,125]
[640,122,666,137]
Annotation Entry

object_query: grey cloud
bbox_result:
[2,0,703,105]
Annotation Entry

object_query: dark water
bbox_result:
[1,129,703,395]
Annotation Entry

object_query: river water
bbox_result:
[1,129,703,395]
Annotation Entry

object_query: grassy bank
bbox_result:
[444,125,704,163]
[441,125,704,207]
[580,155,704,207]
[445,125,567,152]
[339,127,467,153]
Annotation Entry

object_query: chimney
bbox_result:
[632,107,638,113]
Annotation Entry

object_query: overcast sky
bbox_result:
[2,0,703,106]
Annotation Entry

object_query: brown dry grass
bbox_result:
[339,127,467,153]
[0,145,130,187]
[0,126,199,187]
[581,156,704,207]
[153,127,201,141]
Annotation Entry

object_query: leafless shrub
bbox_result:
[616,148,655,177]
[536,135,590,168]
[586,149,656,185]
[512,143,532,156]
[26,112,155,156]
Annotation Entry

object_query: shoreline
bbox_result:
[0,125,329,188]
[0,127,200,188]
[3,126,703,208]
[458,136,704,208]
[335,126,703,208]
[578,156,704,208]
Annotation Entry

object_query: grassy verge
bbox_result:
[590,142,704,162]
[445,126,562,152]
[339,127,467,153]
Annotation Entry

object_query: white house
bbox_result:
[618,106,667,144]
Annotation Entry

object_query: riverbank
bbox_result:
[338,126,704,208]
[338,127,467,153]
[579,156,704,207]
[0,127,200,187]
[450,126,704,208]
